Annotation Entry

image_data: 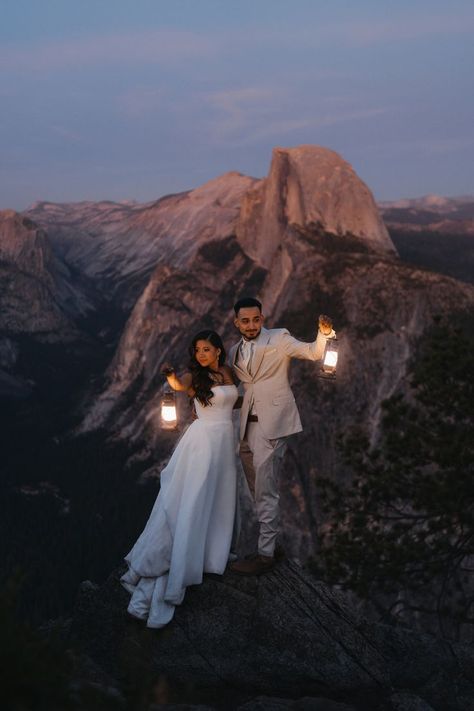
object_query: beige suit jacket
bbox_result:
[229,326,335,441]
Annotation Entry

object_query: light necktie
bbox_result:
[241,340,253,373]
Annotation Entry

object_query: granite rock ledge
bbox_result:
[68,560,474,710]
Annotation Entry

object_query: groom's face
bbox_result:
[234,307,264,341]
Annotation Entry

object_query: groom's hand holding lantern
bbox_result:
[318,314,338,378]
[318,314,333,336]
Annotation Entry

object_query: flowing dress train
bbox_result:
[121,384,238,628]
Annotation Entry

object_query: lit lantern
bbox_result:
[318,338,339,379]
[160,389,177,429]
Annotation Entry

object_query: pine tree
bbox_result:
[317,317,474,639]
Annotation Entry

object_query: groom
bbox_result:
[229,296,335,575]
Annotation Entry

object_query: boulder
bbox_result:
[68,560,474,710]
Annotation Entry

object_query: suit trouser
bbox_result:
[239,421,288,557]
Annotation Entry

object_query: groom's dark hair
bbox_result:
[234,297,262,315]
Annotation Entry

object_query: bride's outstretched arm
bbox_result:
[161,365,193,393]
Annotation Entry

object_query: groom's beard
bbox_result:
[240,329,261,341]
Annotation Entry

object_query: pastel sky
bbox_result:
[1,0,473,210]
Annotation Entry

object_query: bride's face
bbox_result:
[194,339,220,369]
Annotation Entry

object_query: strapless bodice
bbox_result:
[194,385,238,424]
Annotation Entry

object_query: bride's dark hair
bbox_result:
[188,330,226,406]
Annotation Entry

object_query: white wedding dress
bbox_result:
[121,384,238,628]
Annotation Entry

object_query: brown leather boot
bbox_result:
[230,554,276,576]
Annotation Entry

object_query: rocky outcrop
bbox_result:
[0,210,91,338]
[68,561,474,710]
[237,145,396,268]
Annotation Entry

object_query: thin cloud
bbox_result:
[255,13,474,50]
[239,108,390,146]
[360,136,474,158]
[420,137,474,156]
[341,14,474,47]
[3,12,470,79]
[206,85,389,146]
[208,87,282,136]
[0,29,215,73]
[5,11,472,76]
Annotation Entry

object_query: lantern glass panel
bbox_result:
[161,390,178,429]
[324,349,338,368]
[319,339,339,379]
[162,405,177,423]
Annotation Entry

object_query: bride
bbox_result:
[121,330,239,628]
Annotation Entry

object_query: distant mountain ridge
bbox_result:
[25,148,396,314]
[379,193,474,210]
[379,194,474,232]
[379,194,474,285]
[25,173,258,312]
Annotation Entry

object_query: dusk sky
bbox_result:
[1,0,473,210]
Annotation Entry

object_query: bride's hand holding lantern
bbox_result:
[160,363,178,429]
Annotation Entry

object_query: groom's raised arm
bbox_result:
[280,314,335,361]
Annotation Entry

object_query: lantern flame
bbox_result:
[162,405,177,423]
[318,338,339,379]
[323,349,338,368]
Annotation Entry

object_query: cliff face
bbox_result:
[0,210,90,338]
[26,173,258,311]
[237,145,395,268]
[73,146,474,561]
